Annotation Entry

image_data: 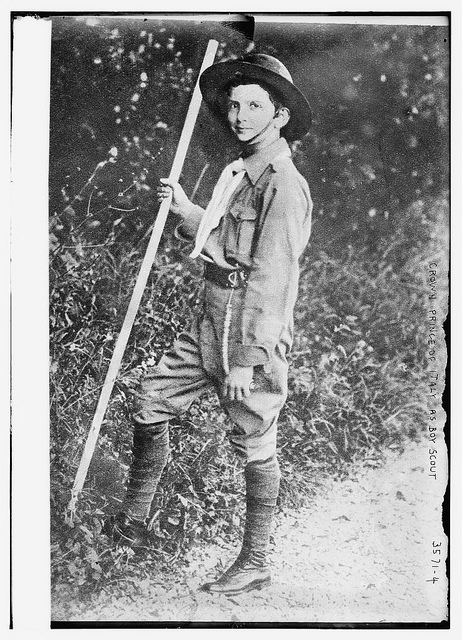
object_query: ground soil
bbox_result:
[53,439,448,625]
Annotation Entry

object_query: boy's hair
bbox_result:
[220,75,286,115]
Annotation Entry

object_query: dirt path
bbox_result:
[58,440,448,624]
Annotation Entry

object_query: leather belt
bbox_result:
[204,262,249,289]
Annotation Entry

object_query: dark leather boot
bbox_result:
[103,511,149,548]
[201,549,271,595]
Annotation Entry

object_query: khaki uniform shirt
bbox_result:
[178,137,313,372]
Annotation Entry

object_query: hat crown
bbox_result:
[238,53,294,84]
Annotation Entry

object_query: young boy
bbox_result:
[106,53,313,596]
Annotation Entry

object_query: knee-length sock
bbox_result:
[242,456,281,561]
[122,421,169,521]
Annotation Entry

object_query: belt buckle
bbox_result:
[227,270,239,288]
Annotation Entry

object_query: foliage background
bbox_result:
[48,15,449,607]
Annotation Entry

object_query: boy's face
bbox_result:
[226,84,279,144]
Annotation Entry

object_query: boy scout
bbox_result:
[105,53,313,596]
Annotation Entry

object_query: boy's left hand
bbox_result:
[223,366,254,402]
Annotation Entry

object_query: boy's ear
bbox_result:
[274,107,291,130]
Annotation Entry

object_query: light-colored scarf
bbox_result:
[189,158,246,259]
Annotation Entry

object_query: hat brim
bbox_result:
[199,60,312,141]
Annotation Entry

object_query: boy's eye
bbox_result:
[228,102,239,111]
[249,102,261,109]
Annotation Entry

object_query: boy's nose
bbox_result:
[236,106,249,122]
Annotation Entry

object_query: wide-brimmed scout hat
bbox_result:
[199,53,312,140]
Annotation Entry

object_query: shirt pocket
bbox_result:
[227,202,258,260]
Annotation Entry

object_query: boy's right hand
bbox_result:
[157,178,192,217]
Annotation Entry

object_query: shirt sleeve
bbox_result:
[174,203,205,242]
[230,167,312,369]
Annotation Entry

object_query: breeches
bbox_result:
[132,323,288,463]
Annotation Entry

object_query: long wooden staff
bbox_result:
[68,39,219,514]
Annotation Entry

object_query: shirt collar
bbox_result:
[241,138,291,185]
